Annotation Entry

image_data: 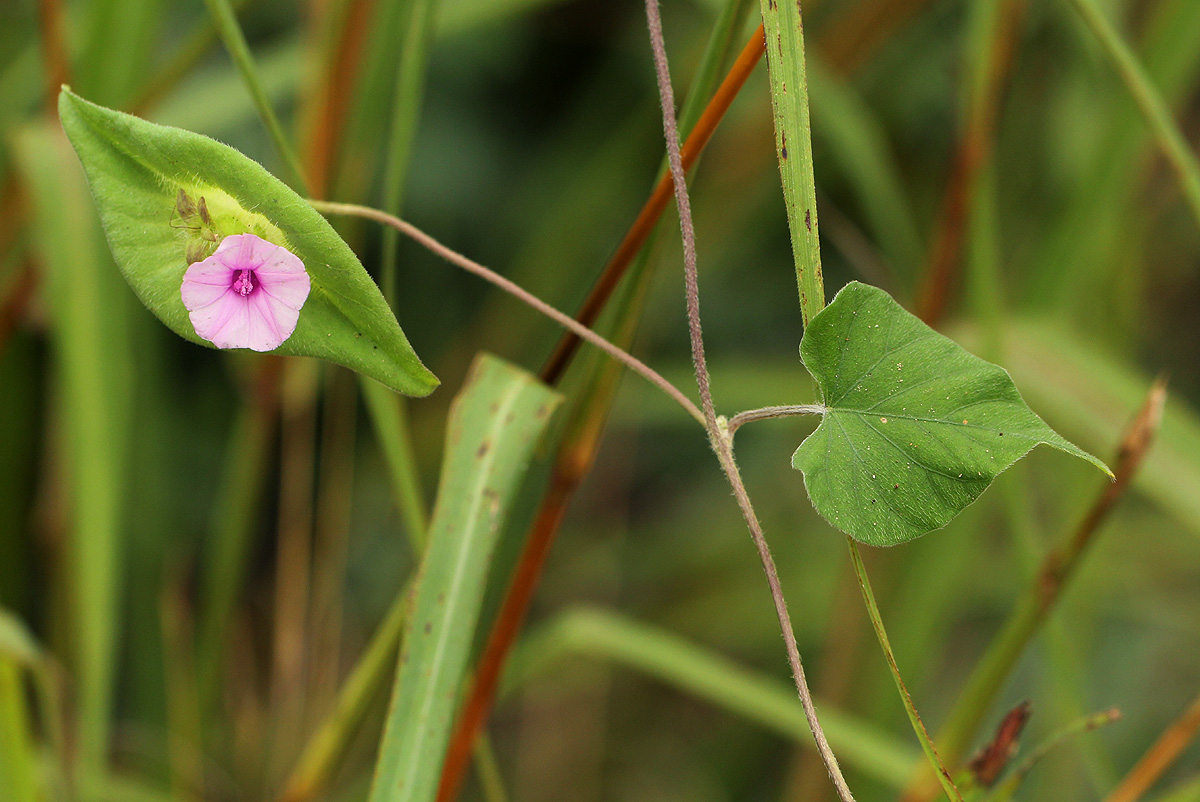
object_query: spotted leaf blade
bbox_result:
[793,282,1111,546]
[57,88,437,397]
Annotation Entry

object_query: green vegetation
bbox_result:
[0,0,1197,800]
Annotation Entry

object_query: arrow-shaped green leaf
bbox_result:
[793,282,1111,546]
[57,88,437,397]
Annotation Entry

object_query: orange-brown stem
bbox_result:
[435,24,768,802]
[818,0,933,75]
[1103,693,1200,802]
[304,0,375,198]
[902,377,1168,802]
[37,0,70,114]
[435,469,576,802]
[540,24,766,384]
[916,0,1025,325]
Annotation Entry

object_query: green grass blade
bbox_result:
[759,0,823,323]
[379,0,438,305]
[0,659,37,802]
[510,606,918,787]
[195,394,275,708]
[149,40,302,138]
[1143,775,1200,802]
[1062,0,1200,230]
[14,123,133,779]
[1030,0,1200,309]
[203,0,307,190]
[77,0,163,107]
[368,355,561,802]
[808,59,923,294]
[0,333,39,614]
[436,0,574,35]
[997,320,1200,539]
[280,579,411,802]
[0,608,66,791]
[361,379,429,552]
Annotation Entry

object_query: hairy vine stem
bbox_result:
[642,2,855,799]
[307,200,706,428]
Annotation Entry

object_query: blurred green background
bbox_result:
[1,0,1199,800]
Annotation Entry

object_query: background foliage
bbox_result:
[1,0,1198,800]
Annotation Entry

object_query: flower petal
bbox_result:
[206,296,252,349]
[181,263,233,310]
[214,232,274,271]
[256,253,310,310]
[187,290,240,344]
[181,233,311,350]
[249,281,301,350]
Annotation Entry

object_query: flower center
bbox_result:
[232,268,255,296]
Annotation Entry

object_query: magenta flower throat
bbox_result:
[181,233,311,352]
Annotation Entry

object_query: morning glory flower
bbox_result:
[181,233,311,352]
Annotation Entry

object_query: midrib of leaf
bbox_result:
[385,379,526,787]
[832,415,939,531]
[841,414,992,483]
[827,332,940,407]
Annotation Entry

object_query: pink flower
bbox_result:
[181,233,311,352]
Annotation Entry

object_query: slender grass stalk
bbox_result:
[161,579,203,801]
[129,0,252,115]
[1103,693,1200,802]
[203,0,308,191]
[916,0,1023,324]
[309,200,706,426]
[1063,0,1200,229]
[301,0,368,198]
[643,1,853,798]
[437,10,763,798]
[903,377,1168,802]
[196,367,278,708]
[761,0,964,793]
[0,659,37,802]
[276,581,411,802]
[270,363,319,750]
[982,707,1122,802]
[360,378,429,552]
[540,23,766,382]
[15,126,133,784]
[472,737,510,802]
[511,607,920,787]
[758,0,822,324]
[847,541,962,801]
[379,0,437,306]
[307,370,359,718]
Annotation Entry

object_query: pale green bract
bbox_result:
[57,88,437,397]
[793,282,1111,546]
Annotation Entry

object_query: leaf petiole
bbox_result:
[725,404,826,439]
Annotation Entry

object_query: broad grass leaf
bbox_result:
[369,355,560,802]
[57,88,437,397]
[793,282,1111,546]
